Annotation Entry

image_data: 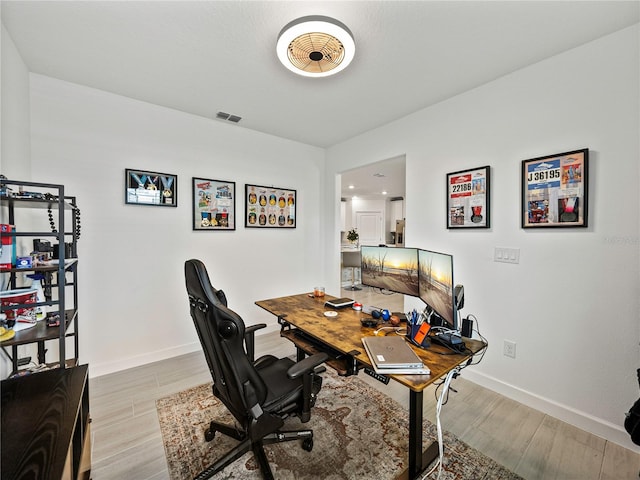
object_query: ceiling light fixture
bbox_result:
[276,15,355,77]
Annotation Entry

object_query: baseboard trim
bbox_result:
[88,324,283,379]
[89,341,202,378]
[463,369,640,453]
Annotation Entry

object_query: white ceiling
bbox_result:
[2,1,638,197]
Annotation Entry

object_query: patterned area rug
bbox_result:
[157,368,522,480]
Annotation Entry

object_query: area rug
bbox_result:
[157,368,522,480]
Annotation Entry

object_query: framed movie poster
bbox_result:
[125,168,177,207]
[192,177,236,230]
[446,166,490,228]
[521,148,588,228]
[245,184,296,228]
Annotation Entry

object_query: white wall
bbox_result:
[1,24,31,181]
[1,24,33,379]
[325,25,640,450]
[28,75,325,377]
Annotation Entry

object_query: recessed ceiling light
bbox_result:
[348,184,355,189]
[276,15,355,77]
[382,191,388,195]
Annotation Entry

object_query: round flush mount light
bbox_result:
[276,15,355,77]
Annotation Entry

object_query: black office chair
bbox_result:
[184,259,328,480]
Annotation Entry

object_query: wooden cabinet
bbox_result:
[0,179,80,375]
[1,364,91,480]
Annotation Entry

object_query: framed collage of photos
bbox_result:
[446,166,490,229]
[521,148,588,228]
[192,177,236,230]
[245,184,296,228]
[125,168,177,207]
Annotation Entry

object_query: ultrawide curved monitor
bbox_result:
[418,249,456,330]
[360,246,419,297]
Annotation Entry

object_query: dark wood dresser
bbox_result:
[1,364,91,480]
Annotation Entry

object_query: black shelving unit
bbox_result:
[1,179,80,375]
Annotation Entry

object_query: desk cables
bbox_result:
[421,314,489,479]
[421,366,460,480]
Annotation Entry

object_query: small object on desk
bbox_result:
[431,332,465,352]
[362,305,382,314]
[46,312,60,327]
[16,257,32,269]
[360,317,378,328]
[352,302,362,311]
[324,297,355,309]
[313,286,325,297]
[0,326,16,342]
[323,311,338,318]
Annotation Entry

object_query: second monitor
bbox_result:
[360,245,458,331]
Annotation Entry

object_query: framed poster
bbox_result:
[192,177,236,230]
[245,184,296,228]
[125,168,177,206]
[446,166,490,228]
[521,148,588,228]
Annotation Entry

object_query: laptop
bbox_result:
[324,297,355,309]
[362,336,429,374]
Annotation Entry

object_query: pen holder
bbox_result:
[407,322,431,348]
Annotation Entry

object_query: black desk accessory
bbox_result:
[324,297,355,309]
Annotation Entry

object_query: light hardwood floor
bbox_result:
[89,288,640,479]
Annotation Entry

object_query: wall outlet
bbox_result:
[503,340,517,358]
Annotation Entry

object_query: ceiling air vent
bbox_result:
[216,111,242,123]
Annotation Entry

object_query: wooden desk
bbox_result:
[256,293,486,480]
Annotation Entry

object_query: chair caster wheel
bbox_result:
[204,428,215,442]
[302,438,313,452]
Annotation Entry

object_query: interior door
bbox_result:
[356,211,384,246]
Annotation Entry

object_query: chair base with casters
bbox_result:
[184,258,328,480]
[196,418,314,480]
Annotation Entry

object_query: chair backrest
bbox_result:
[184,259,268,422]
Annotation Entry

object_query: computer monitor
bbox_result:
[418,249,457,331]
[360,246,419,297]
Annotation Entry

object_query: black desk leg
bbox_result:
[408,390,424,478]
[295,346,306,362]
[408,390,440,479]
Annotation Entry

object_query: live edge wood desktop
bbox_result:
[255,293,486,480]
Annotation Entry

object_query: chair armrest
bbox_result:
[244,323,267,362]
[287,353,329,380]
[246,323,267,336]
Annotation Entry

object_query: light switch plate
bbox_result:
[494,247,520,264]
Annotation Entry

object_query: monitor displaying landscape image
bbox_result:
[360,246,419,297]
[418,249,455,328]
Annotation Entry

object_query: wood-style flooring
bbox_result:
[89,287,640,479]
